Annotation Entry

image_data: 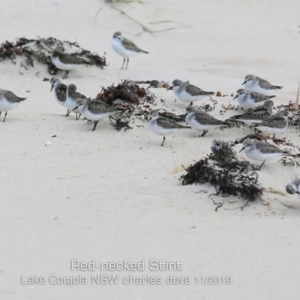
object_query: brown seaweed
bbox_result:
[0,37,107,74]
[180,140,263,207]
[97,80,155,106]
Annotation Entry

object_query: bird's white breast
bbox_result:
[51,57,79,71]
[0,98,19,111]
[111,39,139,58]
[245,148,283,161]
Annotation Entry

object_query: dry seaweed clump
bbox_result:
[0,37,107,74]
[180,140,263,206]
[94,81,157,131]
[96,80,156,106]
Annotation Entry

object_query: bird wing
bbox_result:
[56,85,67,102]
[157,117,190,129]
[185,84,214,96]
[251,92,275,102]
[194,112,225,125]
[122,37,147,53]
[257,76,282,90]
[4,91,26,102]
[88,101,118,114]
[258,114,287,128]
[232,107,270,120]
[57,51,90,65]
[74,91,87,100]
[255,142,284,154]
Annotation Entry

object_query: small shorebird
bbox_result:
[229,100,274,125]
[286,179,300,195]
[0,88,26,122]
[185,105,227,137]
[255,110,289,137]
[66,84,87,120]
[74,98,118,131]
[168,79,214,104]
[148,80,161,89]
[239,139,291,170]
[111,32,149,70]
[147,110,191,146]
[242,74,283,95]
[51,47,91,79]
[50,77,69,115]
[233,89,276,108]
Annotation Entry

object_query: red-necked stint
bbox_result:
[112,32,149,70]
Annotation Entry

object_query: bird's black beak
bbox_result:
[167,86,173,91]
[233,95,238,100]
[239,146,245,153]
[72,106,79,111]
[242,81,246,85]
[50,85,54,92]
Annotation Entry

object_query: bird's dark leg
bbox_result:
[63,71,69,79]
[272,134,276,139]
[258,161,265,170]
[161,136,166,146]
[76,113,81,120]
[125,58,129,70]
[66,109,71,116]
[3,111,7,122]
[121,57,126,70]
[201,130,208,137]
[92,121,99,131]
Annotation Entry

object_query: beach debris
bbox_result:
[279,156,300,167]
[109,114,132,131]
[93,81,187,130]
[96,80,155,106]
[219,103,244,115]
[133,80,172,90]
[96,1,191,36]
[45,140,52,146]
[0,37,107,74]
[95,80,158,130]
[180,140,263,208]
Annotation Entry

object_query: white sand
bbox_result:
[1,0,300,299]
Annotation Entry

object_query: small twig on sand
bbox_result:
[295,82,300,110]
[96,2,191,35]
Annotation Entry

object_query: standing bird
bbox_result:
[0,88,26,122]
[286,179,300,195]
[147,110,191,146]
[111,32,149,70]
[51,47,92,79]
[66,84,87,120]
[255,110,289,138]
[229,100,274,125]
[74,98,118,131]
[185,105,227,137]
[239,139,291,170]
[50,77,69,116]
[233,89,276,108]
[168,79,214,104]
[242,74,283,95]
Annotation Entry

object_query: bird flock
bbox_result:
[0,31,299,198]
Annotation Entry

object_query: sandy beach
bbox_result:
[1,0,300,299]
